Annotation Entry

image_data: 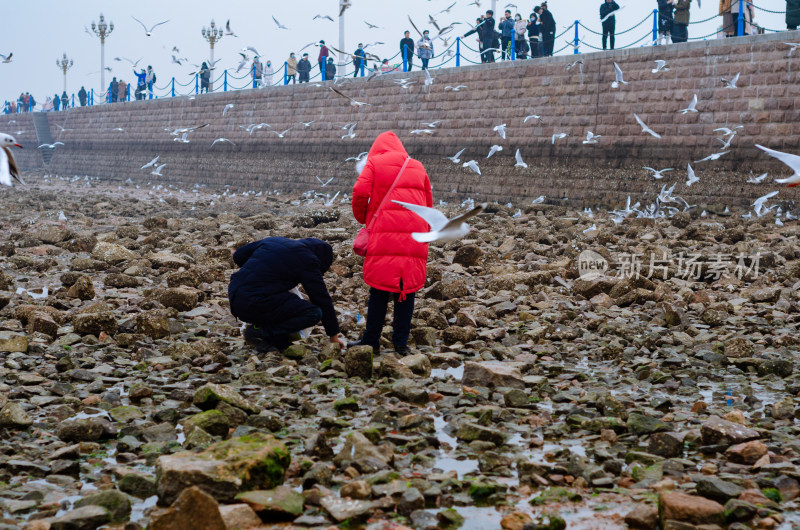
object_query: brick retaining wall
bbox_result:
[2,30,799,209]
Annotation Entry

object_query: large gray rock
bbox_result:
[462,361,525,389]
[150,486,226,530]
[92,242,137,264]
[48,505,111,530]
[333,432,391,473]
[344,345,373,379]
[55,417,117,442]
[695,476,745,503]
[0,402,33,429]
[700,415,760,446]
[193,383,258,414]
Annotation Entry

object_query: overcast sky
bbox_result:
[0,0,786,103]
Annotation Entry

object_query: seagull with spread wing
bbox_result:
[131,16,169,36]
[330,87,370,107]
[634,114,661,139]
[393,201,487,243]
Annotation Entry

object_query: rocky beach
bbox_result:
[0,175,799,530]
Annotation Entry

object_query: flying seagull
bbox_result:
[634,114,661,139]
[747,172,768,184]
[612,62,627,89]
[364,20,380,28]
[211,138,236,147]
[524,114,543,123]
[131,16,169,36]
[678,94,698,114]
[685,163,699,186]
[272,16,289,30]
[0,133,24,187]
[514,149,528,168]
[651,60,669,73]
[643,167,673,179]
[225,20,238,37]
[330,87,370,107]
[493,124,507,140]
[393,200,487,243]
[316,176,334,187]
[487,145,503,158]
[463,160,481,175]
[583,131,601,145]
[447,148,466,164]
[342,123,357,140]
[411,129,435,135]
[552,133,568,144]
[0,53,12,63]
[694,151,729,163]
[786,42,800,57]
[151,163,166,176]
[755,144,800,187]
[140,155,159,170]
[721,72,740,89]
[222,104,235,116]
[38,142,64,149]
[444,85,467,91]
[314,14,335,22]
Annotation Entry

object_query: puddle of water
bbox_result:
[431,365,464,381]
[433,416,457,449]
[130,495,158,523]
[431,456,479,476]
[55,495,83,517]
[176,424,186,445]
[425,506,503,530]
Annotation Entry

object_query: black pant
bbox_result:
[405,55,414,71]
[542,30,555,56]
[530,38,541,58]
[361,288,416,349]
[501,36,512,59]
[790,25,798,30]
[287,74,296,84]
[602,21,616,50]
[354,59,363,76]
[481,40,496,63]
[299,72,309,83]
[672,23,688,43]
[254,306,322,349]
[421,58,429,69]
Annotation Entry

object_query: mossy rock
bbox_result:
[181,409,230,438]
[333,398,359,412]
[74,489,131,522]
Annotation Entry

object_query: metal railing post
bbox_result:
[171,77,175,97]
[456,37,461,67]
[284,62,288,85]
[224,70,228,91]
[737,0,744,36]
[253,64,257,89]
[653,9,658,44]
[72,94,75,107]
[90,89,94,106]
[195,73,199,94]
[360,59,365,77]
[574,20,580,54]
[403,47,408,72]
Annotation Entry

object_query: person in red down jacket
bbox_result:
[349,131,433,355]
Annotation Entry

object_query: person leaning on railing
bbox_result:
[287,53,298,84]
[788,0,800,30]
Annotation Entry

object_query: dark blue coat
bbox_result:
[228,237,339,336]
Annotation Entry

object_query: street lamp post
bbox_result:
[339,0,346,73]
[201,20,223,92]
[91,13,114,98]
[56,53,74,94]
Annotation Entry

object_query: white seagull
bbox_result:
[634,114,661,139]
[678,94,698,114]
[463,160,481,175]
[721,72,740,89]
[514,149,528,168]
[686,163,699,186]
[786,42,800,57]
[493,124,507,139]
[447,148,466,164]
[222,104,235,116]
[140,156,159,170]
[211,138,236,147]
[755,144,800,187]
[753,190,779,216]
[524,114,544,124]
[694,151,729,163]
[651,60,669,74]
[151,163,166,176]
[0,133,24,187]
[0,53,12,63]
[272,16,289,30]
[444,85,467,91]
[552,133,568,144]
[747,172,768,184]
[131,16,169,36]
[392,200,487,243]
[643,167,673,179]
[612,62,627,88]
[411,129,435,135]
[487,145,503,158]
[583,131,601,145]
[38,142,64,149]
[316,176,334,187]
[342,123,357,140]
[314,14,335,22]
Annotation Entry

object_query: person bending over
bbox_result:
[229,237,345,352]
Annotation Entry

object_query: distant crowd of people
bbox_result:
[3,0,798,112]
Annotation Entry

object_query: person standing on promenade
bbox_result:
[400,31,415,70]
[672,0,691,43]
[298,53,311,83]
[600,0,621,50]
[539,2,556,56]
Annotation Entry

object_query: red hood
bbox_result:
[367,131,408,158]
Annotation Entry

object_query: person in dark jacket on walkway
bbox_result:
[298,53,311,83]
[318,40,329,80]
[353,43,366,76]
[199,62,211,93]
[463,17,486,62]
[539,2,556,56]
[600,0,621,50]
[325,57,336,81]
[480,10,498,63]
[657,0,675,45]
[672,0,691,42]
[61,91,69,110]
[788,0,800,29]
[134,69,147,100]
[53,94,60,111]
[78,86,87,106]
[229,237,345,352]
[109,77,119,103]
[527,11,542,58]
[498,9,514,60]
[400,31,415,70]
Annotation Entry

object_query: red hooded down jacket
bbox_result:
[352,132,433,298]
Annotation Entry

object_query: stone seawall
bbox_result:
[2,30,799,209]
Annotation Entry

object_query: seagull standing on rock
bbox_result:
[0,133,24,187]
